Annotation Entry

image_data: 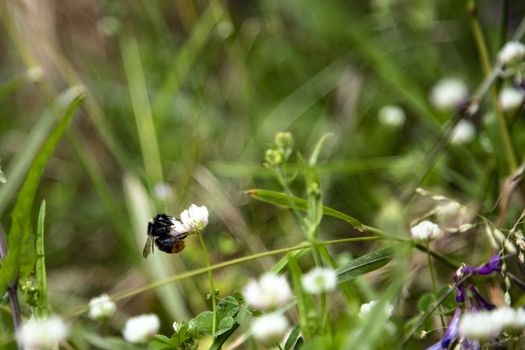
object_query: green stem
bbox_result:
[320,292,330,337]
[197,231,217,337]
[426,245,445,329]
[62,236,384,318]
[468,0,518,171]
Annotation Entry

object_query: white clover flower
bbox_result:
[458,311,501,340]
[491,307,525,333]
[410,220,441,241]
[301,267,337,294]
[359,300,394,319]
[173,204,209,234]
[499,87,525,111]
[17,316,69,350]
[378,105,406,128]
[122,314,160,343]
[430,78,469,111]
[498,41,525,66]
[88,293,116,320]
[250,313,289,345]
[450,120,476,144]
[242,273,292,310]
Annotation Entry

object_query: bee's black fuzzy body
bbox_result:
[143,214,188,258]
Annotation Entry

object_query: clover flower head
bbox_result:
[173,204,209,234]
[242,273,292,310]
[301,267,337,294]
[378,105,406,128]
[122,314,160,343]
[17,316,69,350]
[430,78,469,111]
[498,41,525,66]
[88,293,116,320]
[411,220,441,241]
[458,311,501,340]
[359,300,394,319]
[450,120,476,144]
[250,313,289,346]
[499,87,525,111]
[491,306,525,332]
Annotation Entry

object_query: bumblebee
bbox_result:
[143,214,188,258]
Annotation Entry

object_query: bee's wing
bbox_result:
[142,235,155,258]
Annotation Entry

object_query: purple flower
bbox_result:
[426,308,461,350]
[470,286,495,311]
[460,256,500,276]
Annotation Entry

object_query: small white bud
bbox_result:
[378,105,406,128]
[88,293,116,320]
[410,220,441,241]
[430,78,469,111]
[359,300,394,319]
[122,314,160,343]
[17,316,69,350]
[250,313,289,346]
[450,120,476,144]
[499,87,525,111]
[498,41,525,66]
[301,267,337,294]
[242,273,292,310]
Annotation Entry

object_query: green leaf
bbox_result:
[148,335,176,350]
[0,86,84,218]
[215,316,235,336]
[245,189,364,230]
[191,311,214,335]
[34,200,48,318]
[0,87,83,295]
[216,296,239,321]
[284,324,301,350]
[336,247,395,283]
[417,293,436,312]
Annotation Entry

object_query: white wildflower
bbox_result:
[430,78,469,111]
[458,311,500,340]
[216,21,234,39]
[491,307,525,333]
[242,273,292,310]
[499,87,525,111]
[17,316,68,350]
[250,313,289,346]
[88,293,116,320]
[173,204,209,234]
[173,321,182,332]
[410,220,441,241]
[301,267,337,294]
[378,105,406,128]
[498,41,525,66]
[450,120,476,144]
[359,300,394,319]
[122,314,160,343]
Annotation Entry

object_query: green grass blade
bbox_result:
[0,86,84,294]
[121,35,164,185]
[34,200,48,319]
[287,253,312,342]
[245,189,364,230]
[336,246,396,283]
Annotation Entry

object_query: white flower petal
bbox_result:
[88,293,116,320]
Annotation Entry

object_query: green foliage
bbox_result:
[336,246,396,283]
[0,87,83,296]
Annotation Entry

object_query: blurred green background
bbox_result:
[1,0,525,347]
